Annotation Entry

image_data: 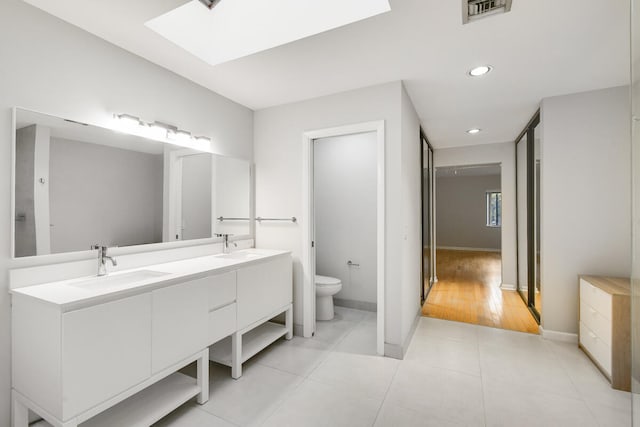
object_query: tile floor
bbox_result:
[156,307,631,427]
[34,307,633,426]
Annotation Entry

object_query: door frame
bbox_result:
[515,110,541,323]
[421,129,436,303]
[301,120,386,356]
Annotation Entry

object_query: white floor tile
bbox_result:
[404,332,481,376]
[384,361,485,426]
[314,317,359,345]
[415,317,479,344]
[479,338,580,398]
[308,351,399,401]
[252,336,332,377]
[261,379,382,427]
[198,362,303,426]
[333,318,378,356]
[483,377,598,427]
[154,403,236,426]
[334,306,370,322]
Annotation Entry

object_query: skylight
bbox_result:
[146,0,391,67]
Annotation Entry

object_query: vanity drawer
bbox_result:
[208,271,237,311]
[580,321,612,377]
[580,279,612,319]
[580,301,612,346]
[208,303,237,345]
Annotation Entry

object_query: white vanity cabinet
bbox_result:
[211,254,293,378]
[152,278,209,373]
[10,249,291,427]
[12,293,153,423]
[12,288,209,427]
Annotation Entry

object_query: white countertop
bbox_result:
[10,249,290,312]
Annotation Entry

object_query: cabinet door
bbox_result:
[237,256,292,330]
[62,294,152,419]
[152,278,209,373]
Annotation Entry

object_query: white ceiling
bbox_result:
[21,0,630,149]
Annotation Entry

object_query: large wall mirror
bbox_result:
[12,108,251,258]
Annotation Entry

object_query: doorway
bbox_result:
[302,121,385,355]
[423,163,539,333]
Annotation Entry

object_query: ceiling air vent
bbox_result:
[462,0,512,24]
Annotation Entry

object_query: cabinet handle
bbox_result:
[588,331,597,340]
[590,307,596,316]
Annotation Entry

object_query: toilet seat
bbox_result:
[315,275,341,286]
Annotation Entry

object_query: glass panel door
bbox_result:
[534,123,542,316]
[516,133,529,304]
[422,130,435,302]
[516,111,541,322]
[631,0,639,422]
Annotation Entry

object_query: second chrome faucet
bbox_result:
[92,245,117,276]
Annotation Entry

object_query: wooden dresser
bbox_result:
[578,275,630,391]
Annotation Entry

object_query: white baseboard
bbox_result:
[436,246,501,253]
[539,326,578,343]
[385,308,421,360]
[500,283,517,290]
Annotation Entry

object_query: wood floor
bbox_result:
[422,249,539,334]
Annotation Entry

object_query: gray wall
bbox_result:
[436,174,502,250]
[541,86,631,334]
[314,132,378,305]
[0,1,254,423]
[49,138,164,253]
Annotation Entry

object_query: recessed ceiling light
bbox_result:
[467,128,481,134]
[468,65,492,77]
[147,0,392,67]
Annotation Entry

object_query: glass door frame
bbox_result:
[515,110,541,323]
[421,128,436,304]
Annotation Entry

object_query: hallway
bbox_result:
[422,249,539,334]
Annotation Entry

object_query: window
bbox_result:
[486,191,502,227]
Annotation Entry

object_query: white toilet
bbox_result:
[315,275,342,321]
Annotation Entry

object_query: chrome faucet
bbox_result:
[91,245,118,276]
[215,233,235,254]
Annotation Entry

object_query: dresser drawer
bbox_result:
[208,271,237,311]
[580,321,612,377]
[580,279,612,320]
[580,301,612,346]
[208,303,236,345]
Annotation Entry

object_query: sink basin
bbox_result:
[68,270,169,290]
[215,252,263,261]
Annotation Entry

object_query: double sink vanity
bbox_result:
[11,248,293,427]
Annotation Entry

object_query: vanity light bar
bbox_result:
[113,114,212,149]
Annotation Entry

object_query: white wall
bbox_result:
[0,1,253,423]
[400,86,423,350]
[541,86,631,334]
[434,143,517,287]
[314,132,378,305]
[436,174,502,250]
[254,81,423,355]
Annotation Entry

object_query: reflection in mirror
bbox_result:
[13,108,251,258]
[212,156,251,236]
